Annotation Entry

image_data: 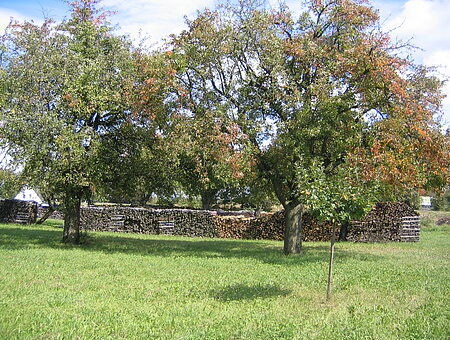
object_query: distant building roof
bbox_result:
[14,186,43,204]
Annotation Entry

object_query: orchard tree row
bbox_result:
[0,0,448,254]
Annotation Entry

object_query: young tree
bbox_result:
[171,0,448,254]
[0,0,136,243]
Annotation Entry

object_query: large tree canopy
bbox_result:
[171,0,448,254]
[176,111,252,209]
[0,0,138,243]
[95,50,180,205]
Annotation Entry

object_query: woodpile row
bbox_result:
[215,211,336,242]
[80,206,219,238]
[0,199,37,224]
[31,201,420,243]
[347,202,420,242]
[80,206,336,242]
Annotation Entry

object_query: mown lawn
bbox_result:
[0,220,448,339]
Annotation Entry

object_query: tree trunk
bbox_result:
[36,206,55,224]
[201,189,216,210]
[339,221,348,241]
[283,202,303,255]
[138,193,151,206]
[62,193,82,244]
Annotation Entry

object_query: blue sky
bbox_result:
[1,0,449,127]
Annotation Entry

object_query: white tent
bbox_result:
[14,186,43,205]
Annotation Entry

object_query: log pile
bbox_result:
[80,206,157,234]
[37,206,65,220]
[78,202,419,243]
[215,211,335,242]
[347,202,420,242]
[167,209,219,238]
[80,205,218,238]
[436,217,450,226]
[215,216,254,239]
[301,214,335,242]
[247,211,284,240]
[0,199,37,224]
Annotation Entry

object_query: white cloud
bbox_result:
[424,50,450,126]
[385,0,450,50]
[380,0,450,128]
[388,0,437,35]
[0,8,29,32]
[101,0,215,45]
[424,50,450,79]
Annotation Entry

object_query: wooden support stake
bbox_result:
[327,222,336,301]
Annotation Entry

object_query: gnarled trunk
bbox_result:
[62,193,82,244]
[283,202,303,255]
[268,175,304,255]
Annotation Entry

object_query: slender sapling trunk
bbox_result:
[327,222,337,300]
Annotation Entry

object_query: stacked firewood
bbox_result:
[215,210,335,242]
[301,214,335,242]
[78,202,419,243]
[169,209,219,238]
[215,216,253,239]
[247,211,285,240]
[362,201,418,221]
[80,205,219,238]
[0,199,37,224]
[37,206,65,220]
[80,206,157,233]
[347,202,419,242]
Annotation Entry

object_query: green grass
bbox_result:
[0,220,448,339]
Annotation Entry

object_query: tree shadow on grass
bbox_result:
[0,226,65,250]
[211,283,292,301]
[42,219,64,229]
[0,225,382,266]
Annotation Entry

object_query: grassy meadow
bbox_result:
[0,218,448,339]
